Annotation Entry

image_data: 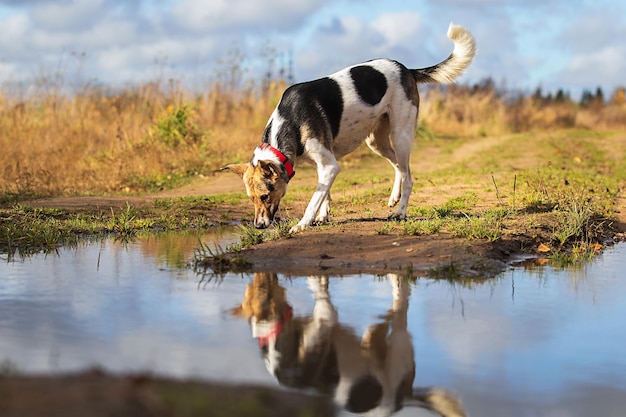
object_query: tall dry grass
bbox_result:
[0,77,285,197]
[1,74,625,198]
[420,82,626,136]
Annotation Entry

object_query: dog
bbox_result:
[223,23,476,233]
[231,273,467,417]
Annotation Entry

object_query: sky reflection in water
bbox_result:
[1,233,625,417]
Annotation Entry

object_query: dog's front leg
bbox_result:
[290,144,340,233]
[315,194,332,224]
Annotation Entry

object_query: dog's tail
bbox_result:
[412,23,476,84]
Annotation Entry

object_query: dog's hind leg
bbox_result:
[290,140,341,233]
[366,115,402,208]
[387,128,414,220]
[386,106,417,220]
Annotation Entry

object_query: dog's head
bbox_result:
[231,272,288,321]
[222,146,293,228]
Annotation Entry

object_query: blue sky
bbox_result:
[1,0,625,99]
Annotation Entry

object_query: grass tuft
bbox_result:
[193,241,251,274]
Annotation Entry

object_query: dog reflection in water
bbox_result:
[231,273,466,417]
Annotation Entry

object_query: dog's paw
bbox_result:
[289,223,308,234]
[314,214,329,224]
[388,211,407,221]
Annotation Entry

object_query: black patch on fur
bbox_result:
[350,65,387,106]
[262,120,272,143]
[346,375,383,413]
[392,60,419,105]
[275,77,343,155]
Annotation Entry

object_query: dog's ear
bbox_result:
[220,163,249,179]
[258,160,281,179]
[229,305,245,317]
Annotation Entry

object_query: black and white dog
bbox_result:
[224,23,476,233]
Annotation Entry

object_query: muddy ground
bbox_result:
[26,171,626,280]
[26,174,532,278]
[0,370,334,417]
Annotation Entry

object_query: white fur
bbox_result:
[428,23,477,84]
[265,108,283,150]
[252,145,281,167]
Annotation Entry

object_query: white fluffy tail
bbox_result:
[412,23,476,84]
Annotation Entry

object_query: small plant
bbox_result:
[374,222,394,235]
[433,193,478,218]
[552,200,595,247]
[547,241,599,267]
[491,174,517,209]
[226,224,266,251]
[447,208,508,241]
[193,241,251,274]
[153,104,204,147]
[109,203,138,239]
[402,218,443,236]
[268,219,297,240]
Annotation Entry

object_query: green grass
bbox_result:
[0,198,235,258]
[402,218,444,235]
[445,209,509,242]
[225,219,298,251]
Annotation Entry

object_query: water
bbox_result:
[1,231,625,417]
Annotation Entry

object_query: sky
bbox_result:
[0,0,625,100]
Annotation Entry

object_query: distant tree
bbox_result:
[580,89,594,108]
[595,87,605,104]
[610,87,625,105]
[532,86,544,105]
[471,77,497,95]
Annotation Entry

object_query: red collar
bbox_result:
[259,143,295,181]
[257,305,293,347]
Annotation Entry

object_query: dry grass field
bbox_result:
[1,74,624,199]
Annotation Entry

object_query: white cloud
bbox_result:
[170,0,328,34]
[562,46,626,90]
[30,0,107,32]
[1,13,29,56]
[295,13,431,80]
[372,11,424,47]
[0,0,625,95]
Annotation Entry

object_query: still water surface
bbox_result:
[1,231,625,417]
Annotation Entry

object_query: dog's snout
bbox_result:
[254,216,272,229]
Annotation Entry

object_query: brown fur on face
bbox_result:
[230,272,288,321]
[222,161,288,229]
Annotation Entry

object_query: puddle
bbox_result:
[1,231,626,417]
